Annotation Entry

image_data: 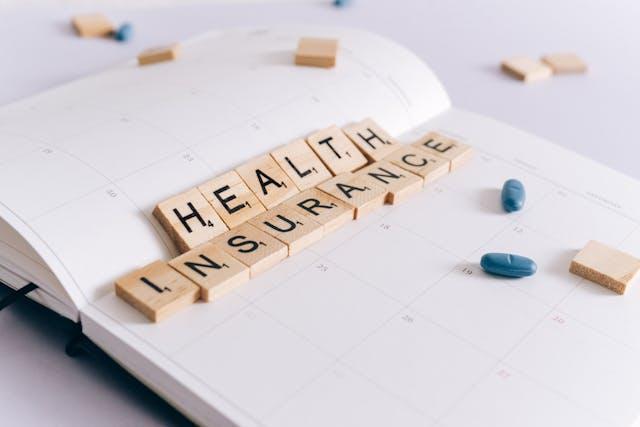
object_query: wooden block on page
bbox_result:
[306,125,368,175]
[115,260,199,322]
[169,242,249,302]
[412,131,473,171]
[342,118,399,162]
[211,223,288,277]
[153,188,228,253]
[541,53,587,74]
[271,139,333,191]
[317,173,386,219]
[198,171,266,229]
[72,13,114,37]
[501,57,552,82]
[569,240,640,295]
[385,145,450,184]
[284,188,354,235]
[249,205,323,256]
[138,44,180,66]
[356,161,423,205]
[295,37,338,68]
[235,154,299,209]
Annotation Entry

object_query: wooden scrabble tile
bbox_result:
[284,188,354,235]
[71,13,114,37]
[169,242,249,302]
[569,240,640,295]
[501,57,552,82]
[306,125,368,175]
[235,154,299,209]
[295,37,338,68]
[153,188,229,253]
[198,171,266,229]
[249,205,323,256]
[317,173,386,219]
[541,53,587,74]
[271,139,333,191]
[138,44,180,66]
[342,118,399,162]
[211,223,288,277]
[115,260,199,322]
[385,145,450,184]
[412,131,473,171]
[356,161,423,205]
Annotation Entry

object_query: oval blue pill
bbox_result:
[114,23,133,42]
[480,253,537,278]
[501,178,525,212]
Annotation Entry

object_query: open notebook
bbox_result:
[2,26,640,427]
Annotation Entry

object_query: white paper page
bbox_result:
[83,108,640,427]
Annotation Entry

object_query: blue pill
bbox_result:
[501,178,525,212]
[114,23,133,42]
[480,253,537,278]
[334,0,350,6]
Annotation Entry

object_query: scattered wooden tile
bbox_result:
[385,144,449,184]
[153,188,229,254]
[570,240,640,295]
[235,154,299,209]
[211,223,288,277]
[138,44,180,66]
[270,139,333,191]
[306,125,368,175]
[541,53,587,74]
[284,188,354,234]
[249,205,323,256]
[356,161,423,205]
[342,118,399,162]
[72,13,114,38]
[198,171,266,229]
[169,242,249,302]
[295,37,338,68]
[317,172,386,219]
[115,260,199,322]
[412,131,473,171]
[501,57,552,82]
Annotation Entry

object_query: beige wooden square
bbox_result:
[501,57,552,82]
[385,145,450,184]
[317,172,386,219]
[356,161,423,205]
[541,53,587,74]
[412,131,473,171]
[198,171,266,229]
[295,37,338,68]
[249,205,323,256]
[235,154,299,209]
[342,118,399,162]
[138,44,180,66]
[72,13,114,37]
[284,188,354,234]
[115,260,199,322]
[169,242,249,302]
[153,188,229,254]
[306,125,368,175]
[211,223,288,277]
[270,139,333,191]
[570,240,640,295]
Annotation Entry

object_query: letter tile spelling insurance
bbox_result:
[412,131,473,171]
[71,13,114,37]
[284,188,354,234]
[138,44,180,66]
[306,125,368,176]
[249,205,323,256]
[384,145,450,184]
[295,37,339,68]
[235,154,299,209]
[115,260,199,322]
[342,118,399,162]
[356,161,423,205]
[169,242,249,302]
[198,171,266,229]
[317,172,386,219]
[153,188,229,254]
[270,139,333,191]
[211,222,288,277]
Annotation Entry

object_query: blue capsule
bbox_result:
[480,253,537,278]
[334,0,350,6]
[114,23,133,42]
[501,178,525,212]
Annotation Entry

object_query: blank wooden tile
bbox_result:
[317,173,386,219]
[356,161,423,205]
[115,260,199,322]
[271,139,333,191]
[342,118,399,162]
[198,171,266,229]
[569,240,640,295]
[295,37,338,68]
[541,53,587,74]
[385,144,450,184]
[72,13,114,37]
[306,125,368,175]
[211,223,288,277]
[284,188,354,235]
[169,242,249,302]
[412,131,473,171]
[501,57,552,82]
[153,188,229,254]
[138,44,180,66]
[249,205,323,256]
[235,154,299,209]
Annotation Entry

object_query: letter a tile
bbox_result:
[284,188,354,235]
[249,205,323,255]
[271,139,333,191]
[342,118,399,162]
[306,125,368,175]
[412,131,473,171]
[236,154,299,209]
[356,161,423,205]
[317,173,386,219]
